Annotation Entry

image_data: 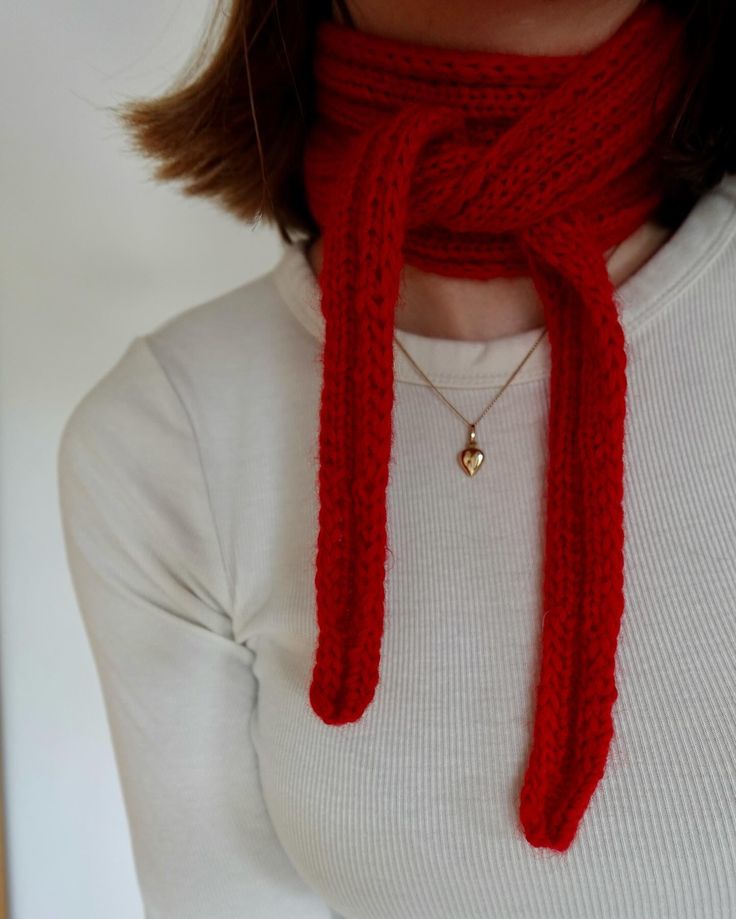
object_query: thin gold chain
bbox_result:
[390,239,624,428]
[392,326,548,428]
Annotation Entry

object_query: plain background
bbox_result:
[1,3,281,916]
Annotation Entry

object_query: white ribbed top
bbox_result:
[58,173,736,919]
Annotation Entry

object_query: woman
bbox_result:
[58,0,736,916]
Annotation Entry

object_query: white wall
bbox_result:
[1,4,280,917]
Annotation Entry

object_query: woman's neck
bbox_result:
[305,220,673,343]
[332,0,644,56]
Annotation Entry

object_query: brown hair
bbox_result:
[114,0,736,245]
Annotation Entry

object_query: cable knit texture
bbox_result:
[302,0,689,851]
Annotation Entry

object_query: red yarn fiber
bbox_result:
[302,1,689,851]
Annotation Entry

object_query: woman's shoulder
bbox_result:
[62,243,313,449]
[145,243,316,400]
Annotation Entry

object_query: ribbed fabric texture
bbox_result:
[57,173,736,917]
[302,0,689,850]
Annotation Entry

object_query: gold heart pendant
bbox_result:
[458,426,485,477]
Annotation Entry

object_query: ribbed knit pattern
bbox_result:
[302,1,689,850]
[57,173,736,916]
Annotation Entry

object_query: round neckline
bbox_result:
[272,174,736,390]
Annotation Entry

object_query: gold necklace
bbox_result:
[392,326,548,477]
[390,240,625,476]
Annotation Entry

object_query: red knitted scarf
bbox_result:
[302,0,689,851]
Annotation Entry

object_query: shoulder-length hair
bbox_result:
[114,0,736,244]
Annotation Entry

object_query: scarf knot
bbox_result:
[303,0,688,851]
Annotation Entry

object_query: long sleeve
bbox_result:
[57,335,331,919]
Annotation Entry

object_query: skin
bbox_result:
[307,0,674,343]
